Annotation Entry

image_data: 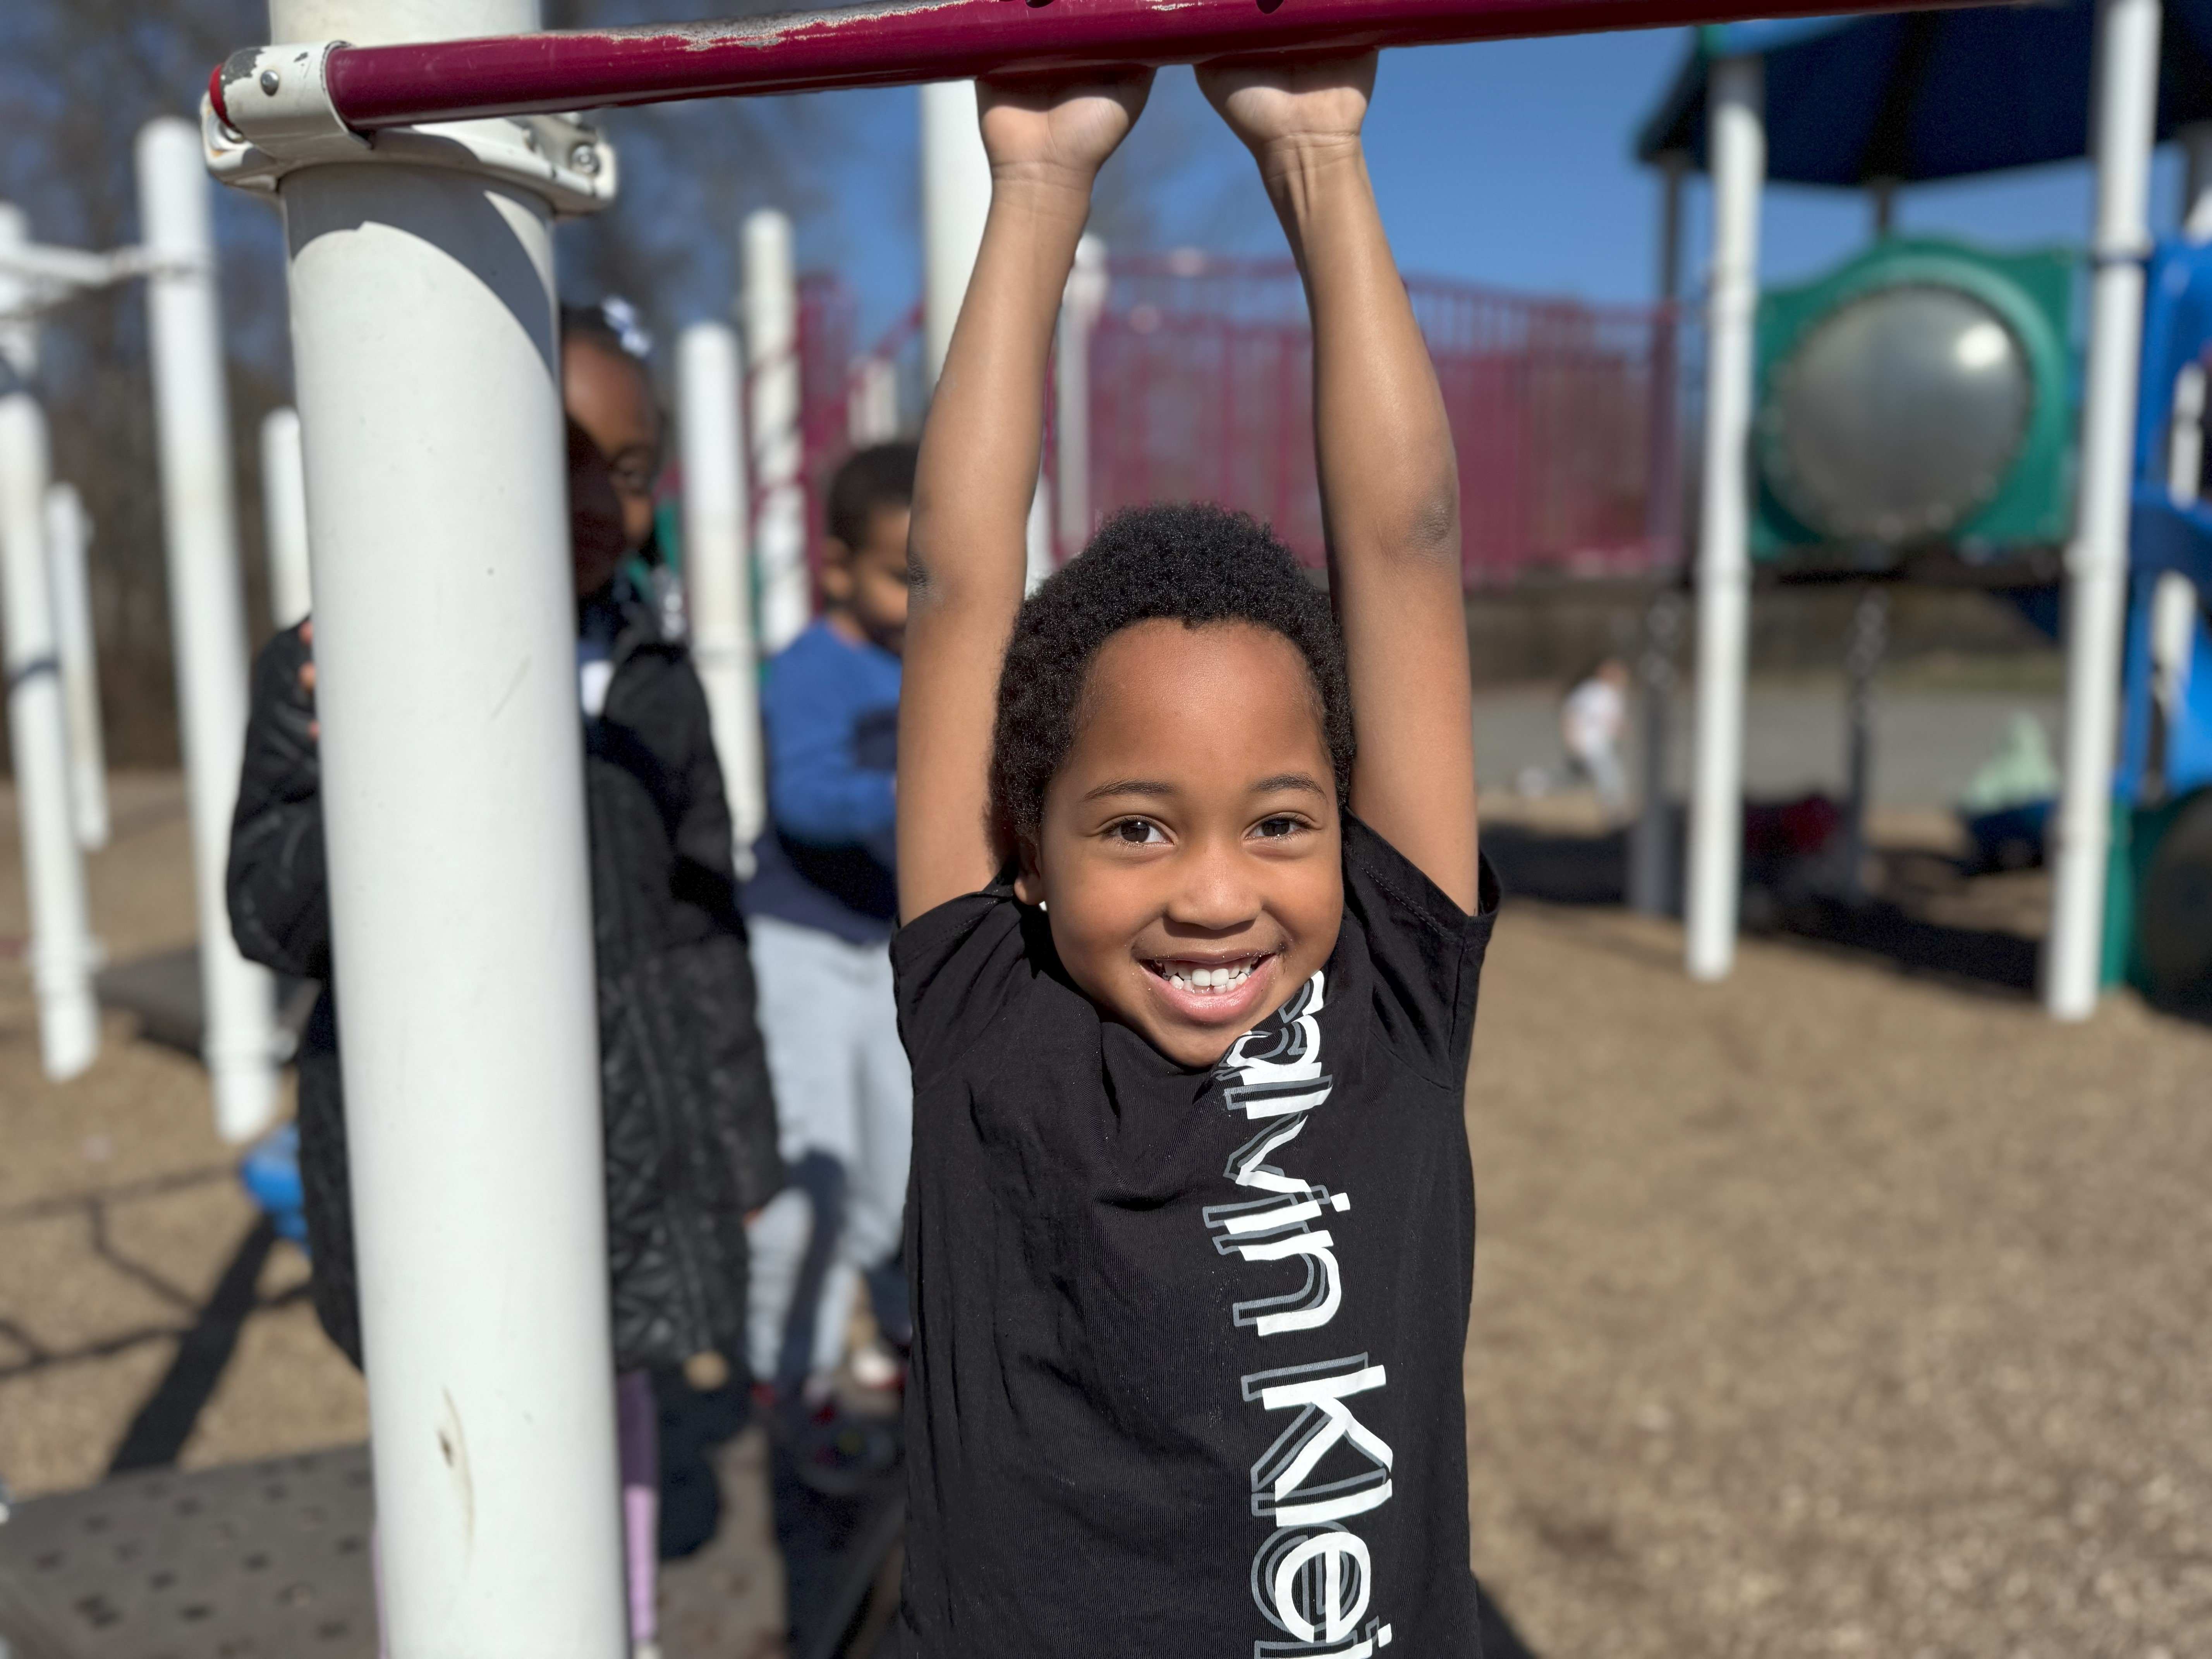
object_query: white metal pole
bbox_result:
[847,354,899,446]
[1685,54,1764,983]
[136,118,280,1142]
[2047,0,2163,1020]
[921,80,992,388]
[0,393,101,1080]
[44,481,110,851]
[1056,233,1107,558]
[1025,465,1055,592]
[678,319,765,872]
[741,209,808,656]
[265,0,628,1637]
[264,0,626,1645]
[259,405,313,630]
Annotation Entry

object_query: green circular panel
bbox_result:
[1764,284,2033,546]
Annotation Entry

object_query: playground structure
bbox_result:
[0,149,283,1135]
[2114,232,2212,1000]
[186,1,1949,1651]
[1640,0,2204,1021]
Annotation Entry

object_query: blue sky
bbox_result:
[782,26,2191,342]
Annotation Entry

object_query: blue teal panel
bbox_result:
[2173,610,2212,798]
[2119,570,2164,806]
[1640,0,2212,187]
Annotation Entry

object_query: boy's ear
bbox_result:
[817,537,854,603]
[1012,839,1046,908]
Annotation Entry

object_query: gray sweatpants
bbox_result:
[744,912,912,1384]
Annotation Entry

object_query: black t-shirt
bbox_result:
[891,815,1500,1657]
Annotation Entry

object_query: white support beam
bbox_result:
[258,0,627,1650]
[1685,53,1763,983]
[0,391,101,1080]
[678,319,765,872]
[742,208,808,654]
[2046,0,2163,1020]
[921,80,991,389]
[259,406,313,630]
[135,118,281,1139]
[847,353,899,445]
[44,481,109,851]
[1056,233,1107,560]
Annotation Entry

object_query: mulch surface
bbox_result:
[6,778,2210,1657]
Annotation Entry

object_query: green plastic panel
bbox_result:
[1751,236,2078,566]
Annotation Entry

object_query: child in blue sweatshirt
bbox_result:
[741,443,915,1401]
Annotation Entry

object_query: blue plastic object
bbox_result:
[2118,239,2212,809]
[239,1123,309,1252]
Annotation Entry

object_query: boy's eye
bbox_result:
[1108,818,1166,845]
[1253,816,1303,840]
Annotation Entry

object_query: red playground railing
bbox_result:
[795,254,1690,592]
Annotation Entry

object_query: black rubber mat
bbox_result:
[0,1447,376,1659]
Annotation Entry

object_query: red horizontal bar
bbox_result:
[230,0,1955,133]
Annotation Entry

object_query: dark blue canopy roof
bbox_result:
[1638,2,2212,185]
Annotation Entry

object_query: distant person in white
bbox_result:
[1559,655,1632,822]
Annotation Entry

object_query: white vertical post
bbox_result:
[1025,465,1054,592]
[136,119,280,1140]
[848,354,899,446]
[1685,55,1764,982]
[1056,234,1107,558]
[44,482,110,850]
[262,2,627,1652]
[0,392,101,1080]
[259,406,313,630]
[679,320,764,871]
[2047,0,2163,1020]
[921,80,992,388]
[742,210,807,655]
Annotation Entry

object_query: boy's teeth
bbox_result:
[1164,961,1254,993]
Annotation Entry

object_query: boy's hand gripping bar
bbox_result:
[212,0,1963,143]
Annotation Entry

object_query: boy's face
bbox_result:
[821,504,912,656]
[1017,620,1343,1068]
[563,336,662,598]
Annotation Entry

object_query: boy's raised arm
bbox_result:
[898,72,1152,923]
[1200,56,1480,914]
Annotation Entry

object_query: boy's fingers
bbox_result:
[299,661,317,694]
[978,63,1154,102]
[1195,49,1376,117]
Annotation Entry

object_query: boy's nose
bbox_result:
[1165,833,1263,931]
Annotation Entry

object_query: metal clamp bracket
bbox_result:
[216,42,367,163]
[203,41,617,218]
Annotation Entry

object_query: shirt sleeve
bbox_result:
[891,886,1034,1087]
[1340,815,1501,1087]
[762,644,899,848]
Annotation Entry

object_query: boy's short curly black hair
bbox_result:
[989,502,1355,848]
[828,442,919,552]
